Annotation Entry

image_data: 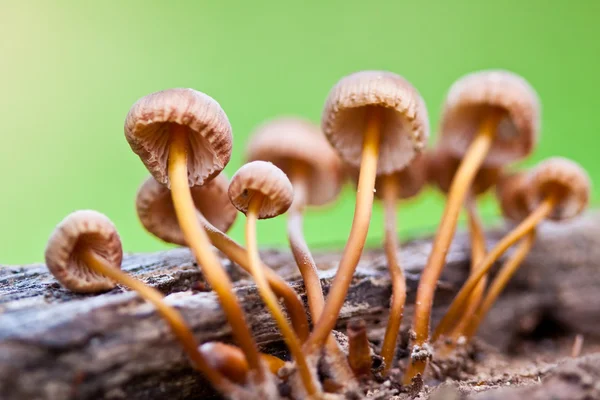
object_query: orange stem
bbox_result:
[347,319,372,377]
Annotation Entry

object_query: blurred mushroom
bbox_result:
[136,174,309,342]
[435,157,590,342]
[406,70,539,381]
[308,71,429,354]
[125,89,263,376]
[229,161,320,397]
[45,210,233,394]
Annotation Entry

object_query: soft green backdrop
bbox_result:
[1,1,598,264]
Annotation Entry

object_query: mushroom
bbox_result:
[347,319,373,377]
[44,210,233,394]
[135,174,309,342]
[405,70,539,381]
[434,157,590,342]
[228,161,320,397]
[307,71,429,353]
[426,149,501,344]
[125,89,263,377]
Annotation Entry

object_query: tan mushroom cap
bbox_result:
[228,161,293,219]
[246,117,344,206]
[496,172,529,222]
[526,157,590,221]
[125,88,233,187]
[136,173,237,246]
[321,71,429,175]
[439,70,541,166]
[44,210,123,293]
[427,149,501,196]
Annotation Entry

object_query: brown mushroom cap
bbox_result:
[228,161,293,219]
[427,149,501,196]
[136,173,237,246]
[125,88,233,187]
[439,70,540,166]
[44,210,123,293]
[321,71,429,175]
[496,172,529,222]
[246,117,344,206]
[526,157,590,221]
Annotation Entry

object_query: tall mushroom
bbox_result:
[306,71,429,353]
[228,161,320,397]
[135,174,309,342]
[434,157,590,342]
[44,210,237,396]
[125,88,263,377]
[405,70,540,382]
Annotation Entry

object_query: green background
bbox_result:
[1,1,598,264]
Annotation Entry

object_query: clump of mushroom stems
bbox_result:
[404,112,503,382]
[168,127,264,376]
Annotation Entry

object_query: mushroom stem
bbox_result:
[432,194,556,342]
[463,229,536,339]
[306,108,381,352]
[245,193,320,396]
[440,196,487,345]
[199,213,310,342]
[403,113,501,383]
[379,174,407,375]
[347,319,372,377]
[79,249,229,390]
[168,127,263,374]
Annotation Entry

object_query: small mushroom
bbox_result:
[228,161,320,397]
[435,157,590,342]
[406,70,539,382]
[308,71,429,353]
[426,149,501,344]
[136,174,310,341]
[44,210,232,394]
[125,89,263,376]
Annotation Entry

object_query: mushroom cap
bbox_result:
[526,157,590,221]
[427,149,501,196]
[228,161,294,219]
[496,172,530,222]
[321,71,429,175]
[439,70,541,166]
[136,173,237,246]
[246,117,344,206]
[125,88,233,188]
[44,210,123,293]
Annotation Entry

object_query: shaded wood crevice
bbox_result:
[1,213,600,399]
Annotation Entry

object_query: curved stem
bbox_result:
[380,174,406,375]
[464,229,536,339]
[432,195,556,342]
[199,213,310,342]
[80,249,230,391]
[306,108,381,352]
[443,196,487,343]
[168,127,262,374]
[403,114,500,383]
[246,194,319,396]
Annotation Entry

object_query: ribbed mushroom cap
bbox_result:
[526,157,590,221]
[246,117,344,206]
[44,210,123,293]
[228,161,293,219]
[496,172,529,222]
[427,149,501,196]
[136,173,237,246]
[321,71,429,175]
[125,88,233,187]
[439,70,540,166]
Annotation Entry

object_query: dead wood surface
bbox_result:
[1,213,599,399]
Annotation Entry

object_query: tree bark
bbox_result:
[1,213,599,399]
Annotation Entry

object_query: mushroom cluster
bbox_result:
[43,70,591,399]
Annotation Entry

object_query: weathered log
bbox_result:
[0,212,599,399]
